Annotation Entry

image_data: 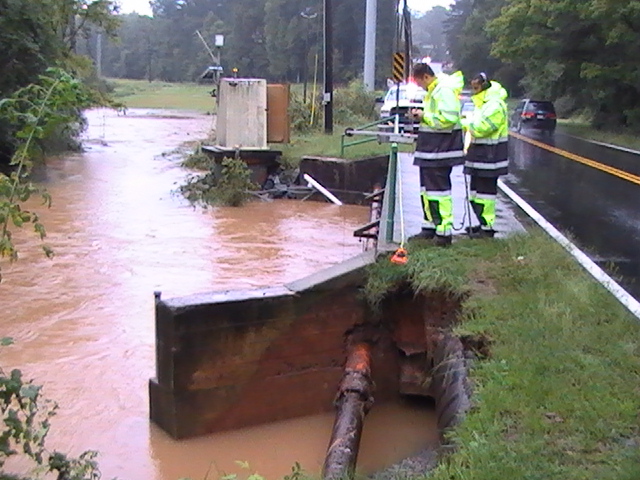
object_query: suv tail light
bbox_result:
[546,113,557,119]
[522,112,535,119]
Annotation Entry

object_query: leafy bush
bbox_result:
[182,143,215,170]
[180,157,257,207]
[333,79,378,126]
[289,93,320,133]
[553,95,580,119]
[289,80,378,133]
[215,157,257,206]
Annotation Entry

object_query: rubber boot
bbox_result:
[466,226,495,239]
[433,235,452,247]
[409,228,436,241]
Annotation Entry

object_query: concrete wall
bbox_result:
[149,252,402,439]
[217,78,267,149]
[150,250,471,440]
[299,155,389,205]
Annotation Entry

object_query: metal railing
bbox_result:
[339,116,396,157]
[385,142,399,244]
[341,116,416,246]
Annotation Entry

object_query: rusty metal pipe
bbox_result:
[322,343,374,480]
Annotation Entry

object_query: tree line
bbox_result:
[0,0,119,164]
[445,0,640,128]
[3,0,640,163]
[83,0,400,86]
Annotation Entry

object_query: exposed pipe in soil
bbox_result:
[322,342,374,480]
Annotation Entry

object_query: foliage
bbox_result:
[366,231,640,479]
[443,0,524,95]
[364,234,503,307]
[179,157,257,207]
[0,0,64,99]
[412,6,449,61]
[49,0,120,50]
[179,460,308,480]
[0,0,122,164]
[183,144,216,170]
[333,80,379,126]
[289,80,378,134]
[91,0,397,88]
[488,0,640,129]
[0,340,105,479]
[0,69,97,280]
[288,93,318,134]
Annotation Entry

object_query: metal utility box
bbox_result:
[217,78,267,149]
[267,84,290,144]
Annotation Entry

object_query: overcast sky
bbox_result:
[116,0,454,17]
[407,0,454,12]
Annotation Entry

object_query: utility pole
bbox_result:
[402,0,412,79]
[363,0,377,91]
[301,8,318,103]
[324,0,333,135]
[96,32,102,78]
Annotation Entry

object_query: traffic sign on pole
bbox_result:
[392,52,405,83]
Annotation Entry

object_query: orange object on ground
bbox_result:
[390,247,408,265]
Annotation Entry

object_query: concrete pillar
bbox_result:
[217,78,267,149]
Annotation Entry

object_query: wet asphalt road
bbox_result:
[505,127,640,300]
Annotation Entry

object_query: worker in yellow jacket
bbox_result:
[461,73,509,238]
[409,64,465,247]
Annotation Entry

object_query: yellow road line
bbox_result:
[510,131,640,186]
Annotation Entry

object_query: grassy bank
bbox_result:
[366,231,640,479]
[279,126,413,166]
[558,119,640,152]
[108,78,216,113]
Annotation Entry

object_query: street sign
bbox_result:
[392,52,405,83]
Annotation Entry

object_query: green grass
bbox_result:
[108,78,217,113]
[558,119,640,152]
[366,231,640,479]
[278,125,413,167]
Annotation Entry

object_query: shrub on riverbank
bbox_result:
[365,231,640,479]
[289,80,380,134]
[179,157,257,207]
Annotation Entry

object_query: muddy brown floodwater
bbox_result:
[0,109,437,480]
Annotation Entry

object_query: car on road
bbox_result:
[378,82,426,132]
[461,100,475,120]
[459,88,473,104]
[511,99,557,134]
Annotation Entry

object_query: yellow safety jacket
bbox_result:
[414,71,465,168]
[462,81,509,177]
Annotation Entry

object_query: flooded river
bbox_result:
[0,109,437,480]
